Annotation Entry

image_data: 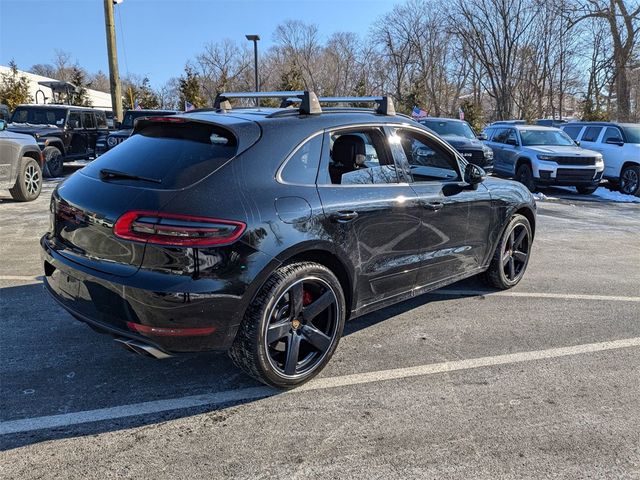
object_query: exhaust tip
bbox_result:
[114,338,173,359]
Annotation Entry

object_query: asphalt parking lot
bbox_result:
[1,167,639,479]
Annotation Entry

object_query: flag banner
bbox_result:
[184,101,195,112]
[412,106,427,119]
[458,107,464,120]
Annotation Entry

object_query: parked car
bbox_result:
[482,124,604,193]
[42,91,536,388]
[561,122,640,196]
[0,118,43,201]
[419,117,494,173]
[536,119,568,128]
[7,104,109,177]
[97,109,178,155]
[0,104,10,120]
[490,120,526,126]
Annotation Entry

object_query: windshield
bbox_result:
[81,121,238,189]
[621,125,640,144]
[10,107,66,127]
[520,129,574,146]
[420,120,475,140]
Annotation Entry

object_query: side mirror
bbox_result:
[604,137,624,146]
[0,119,5,131]
[477,132,488,141]
[574,140,580,147]
[464,163,486,189]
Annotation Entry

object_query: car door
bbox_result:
[67,111,87,157]
[488,128,510,175]
[0,130,14,185]
[501,128,521,175]
[388,125,492,287]
[315,125,422,310]
[598,126,625,178]
[82,112,99,157]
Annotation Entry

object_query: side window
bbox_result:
[96,111,108,129]
[67,112,81,129]
[280,134,322,185]
[393,128,460,182]
[603,127,622,143]
[321,128,398,185]
[506,129,519,145]
[492,128,509,144]
[582,126,603,142]
[563,125,582,140]
[82,112,96,129]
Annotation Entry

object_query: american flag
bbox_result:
[134,100,142,111]
[412,106,427,119]
[184,100,195,112]
[458,107,465,120]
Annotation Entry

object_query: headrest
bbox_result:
[332,134,366,167]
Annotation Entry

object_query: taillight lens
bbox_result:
[113,211,246,246]
[127,322,215,337]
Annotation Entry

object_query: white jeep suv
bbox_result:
[561,122,640,197]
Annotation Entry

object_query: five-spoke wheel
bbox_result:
[230,262,345,388]
[484,214,532,289]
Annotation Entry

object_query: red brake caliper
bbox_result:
[302,290,313,307]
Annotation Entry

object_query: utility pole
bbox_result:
[104,0,123,122]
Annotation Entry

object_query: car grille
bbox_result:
[459,149,488,166]
[551,156,596,166]
[556,168,596,181]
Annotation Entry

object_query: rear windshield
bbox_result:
[81,121,238,189]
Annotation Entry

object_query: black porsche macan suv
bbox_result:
[41,91,536,388]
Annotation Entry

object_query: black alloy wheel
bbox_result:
[264,277,339,378]
[484,214,532,289]
[516,163,537,192]
[229,262,346,388]
[43,146,64,178]
[620,165,640,196]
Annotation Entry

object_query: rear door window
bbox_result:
[82,112,96,129]
[581,126,603,142]
[563,125,582,140]
[279,134,322,185]
[80,121,238,189]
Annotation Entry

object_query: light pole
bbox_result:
[245,34,260,106]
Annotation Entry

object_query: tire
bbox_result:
[42,146,64,178]
[516,163,537,192]
[483,214,532,290]
[229,262,346,389]
[619,164,640,197]
[9,157,42,202]
[576,185,598,195]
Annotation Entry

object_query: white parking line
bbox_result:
[2,337,639,436]
[437,289,640,303]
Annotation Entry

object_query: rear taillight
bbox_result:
[113,211,246,246]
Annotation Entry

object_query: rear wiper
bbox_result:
[99,168,162,184]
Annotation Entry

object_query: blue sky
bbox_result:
[0,0,396,88]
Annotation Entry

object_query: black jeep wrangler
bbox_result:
[96,109,178,155]
[8,104,109,177]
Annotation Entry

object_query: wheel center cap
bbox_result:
[291,319,301,330]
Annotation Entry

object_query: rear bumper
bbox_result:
[41,235,247,353]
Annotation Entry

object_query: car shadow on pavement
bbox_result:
[0,278,490,451]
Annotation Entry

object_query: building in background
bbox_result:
[0,65,113,111]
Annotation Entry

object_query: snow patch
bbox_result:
[590,187,640,203]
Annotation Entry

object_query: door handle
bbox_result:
[330,211,359,222]
[423,202,444,211]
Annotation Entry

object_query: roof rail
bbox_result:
[283,95,396,115]
[214,91,321,115]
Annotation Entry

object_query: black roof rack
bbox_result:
[214,91,321,115]
[281,95,396,116]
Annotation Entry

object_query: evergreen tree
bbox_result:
[580,98,609,121]
[138,77,160,109]
[69,67,92,106]
[179,65,204,109]
[0,60,32,111]
[460,100,484,133]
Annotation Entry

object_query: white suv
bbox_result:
[561,122,640,197]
